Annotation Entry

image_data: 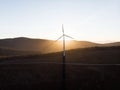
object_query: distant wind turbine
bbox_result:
[56,24,74,90]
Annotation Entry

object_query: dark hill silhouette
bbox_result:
[0,37,99,53]
[0,47,41,58]
[0,37,120,54]
[1,46,120,64]
[102,42,120,46]
[0,37,52,53]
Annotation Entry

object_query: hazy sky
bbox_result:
[0,0,120,43]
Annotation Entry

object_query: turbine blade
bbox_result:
[64,34,74,39]
[62,24,64,34]
[55,35,63,41]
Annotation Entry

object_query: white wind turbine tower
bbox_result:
[56,24,74,90]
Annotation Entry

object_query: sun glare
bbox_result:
[56,39,74,50]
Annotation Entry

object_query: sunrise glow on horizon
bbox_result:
[0,0,120,43]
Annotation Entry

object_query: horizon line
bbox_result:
[0,36,119,44]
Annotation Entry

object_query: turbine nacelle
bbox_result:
[56,25,74,41]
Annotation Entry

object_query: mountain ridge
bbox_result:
[0,37,120,53]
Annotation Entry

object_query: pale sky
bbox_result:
[0,0,120,43]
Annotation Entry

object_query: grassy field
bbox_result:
[0,46,120,90]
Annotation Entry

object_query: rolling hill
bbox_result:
[0,37,120,58]
[0,37,98,53]
[1,46,120,64]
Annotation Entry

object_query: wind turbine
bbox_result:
[56,24,74,90]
